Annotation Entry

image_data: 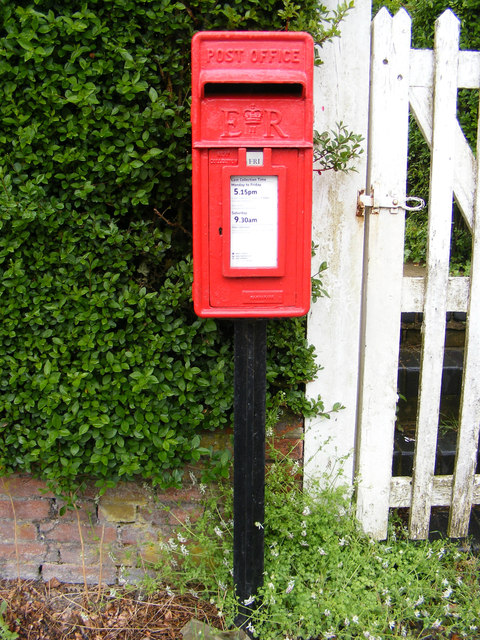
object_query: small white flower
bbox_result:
[442,578,449,586]
[177,533,187,543]
[442,587,453,599]
[214,526,223,537]
[470,625,478,631]
[455,576,463,585]
[344,617,350,627]
[166,586,174,596]
[286,579,295,594]
[318,547,326,555]
[415,595,424,606]
[352,615,359,624]
[389,620,395,630]
[339,537,347,546]
[437,547,445,559]
[310,593,317,600]
[243,595,255,606]
[168,538,178,550]
[414,610,421,618]
[268,582,275,589]
[255,521,264,529]
[180,544,189,556]
[218,611,224,618]
[290,461,300,476]
[384,595,391,606]
[302,506,311,516]
[246,622,256,635]
[199,483,207,494]
[432,620,442,629]
[324,609,331,617]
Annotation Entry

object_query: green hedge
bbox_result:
[0,0,335,494]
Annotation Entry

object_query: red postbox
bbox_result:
[191,31,314,317]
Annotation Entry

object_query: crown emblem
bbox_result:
[243,105,263,133]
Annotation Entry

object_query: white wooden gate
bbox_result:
[306,4,480,540]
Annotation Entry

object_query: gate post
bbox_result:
[305,0,371,488]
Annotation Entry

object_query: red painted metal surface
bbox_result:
[191,31,314,317]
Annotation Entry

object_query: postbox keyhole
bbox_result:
[219,227,223,235]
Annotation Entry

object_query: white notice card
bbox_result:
[230,175,278,269]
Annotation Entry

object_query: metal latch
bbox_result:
[357,186,425,216]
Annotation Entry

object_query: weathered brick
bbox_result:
[0,500,15,518]
[160,485,203,503]
[0,522,37,541]
[41,563,117,585]
[59,544,104,565]
[11,499,52,521]
[40,522,117,544]
[0,562,41,581]
[98,502,137,523]
[119,524,159,546]
[0,542,48,563]
[101,482,149,505]
[110,544,138,568]
[167,504,203,526]
[54,499,97,523]
[137,505,169,527]
[0,476,54,499]
[273,411,304,437]
[137,542,164,566]
[271,437,303,460]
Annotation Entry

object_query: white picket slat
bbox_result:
[448,103,480,537]
[402,276,469,313]
[410,85,476,231]
[354,8,411,539]
[409,10,460,539]
[391,475,480,508]
[410,49,480,89]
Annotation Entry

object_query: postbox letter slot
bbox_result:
[203,82,304,98]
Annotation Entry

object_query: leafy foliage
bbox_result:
[313,122,364,174]
[0,0,346,494]
[155,451,480,639]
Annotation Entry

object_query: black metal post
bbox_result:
[233,318,267,630]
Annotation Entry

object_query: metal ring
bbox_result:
[403,196,425,212]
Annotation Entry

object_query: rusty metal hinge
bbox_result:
[357,186,425,216]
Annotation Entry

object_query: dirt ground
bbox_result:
[0,579,224,640]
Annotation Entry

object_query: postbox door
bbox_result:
[206,146,309,312]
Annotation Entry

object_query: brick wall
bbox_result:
[0,416,303,585]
